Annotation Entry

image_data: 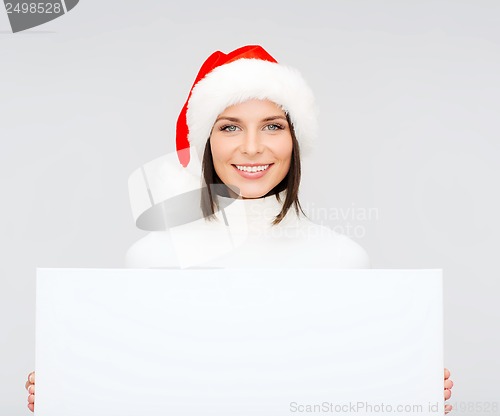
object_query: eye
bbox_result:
[264,123,285,131]
[220,124,240,132]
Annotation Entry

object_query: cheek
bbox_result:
[275,136,293,163]
[210,137,226,162]
[210,137,232,178]
[210,134,238,159]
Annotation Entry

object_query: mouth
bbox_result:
[232,163,273,179]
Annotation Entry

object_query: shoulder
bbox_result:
[294,216,371,269]
[124,231,179,268]
[332,231,371,269]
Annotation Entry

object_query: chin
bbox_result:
[238,185,273,199]
[241,192,267,199]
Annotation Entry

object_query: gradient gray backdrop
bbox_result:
[1,1,499,414]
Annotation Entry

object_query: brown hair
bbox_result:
[200,113,305,225]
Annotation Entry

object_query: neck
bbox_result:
[217,189,293,230]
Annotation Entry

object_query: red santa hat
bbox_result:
[176,45,318,167]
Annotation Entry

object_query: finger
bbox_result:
[25,380,31,391]
[444,379,453,389]
[27,403,34,413]
[445,404,453,414]
[28,385,35,395]
[444,368,450,380]
[28,394,35,404]
[444,388,452,400]
[28,372,35,384]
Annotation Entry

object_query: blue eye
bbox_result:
[220,125,238,132]
[265,123,285,131]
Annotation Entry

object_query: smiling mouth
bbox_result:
[232,163,273,173]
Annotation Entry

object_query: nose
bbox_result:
[239,128,264,155]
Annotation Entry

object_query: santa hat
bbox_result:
[176,45,318,167]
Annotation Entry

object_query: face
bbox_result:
[210,99,293,199]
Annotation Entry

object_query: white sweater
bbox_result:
[125,192,371,269]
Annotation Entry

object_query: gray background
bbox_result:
[1,0,498,414]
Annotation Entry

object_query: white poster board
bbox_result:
[35,268,444,415]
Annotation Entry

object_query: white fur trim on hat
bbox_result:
[186,58,318,158]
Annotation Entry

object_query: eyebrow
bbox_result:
[214,115,288,123]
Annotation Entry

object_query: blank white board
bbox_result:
[35,268,444,415]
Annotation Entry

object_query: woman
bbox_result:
[125,45,371,269]
[26,44,454,412]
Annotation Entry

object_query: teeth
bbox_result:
[235,164,270,173]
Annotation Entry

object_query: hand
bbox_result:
[25,371,35,412]
[23,368,455,414]
[444,367,454,414]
